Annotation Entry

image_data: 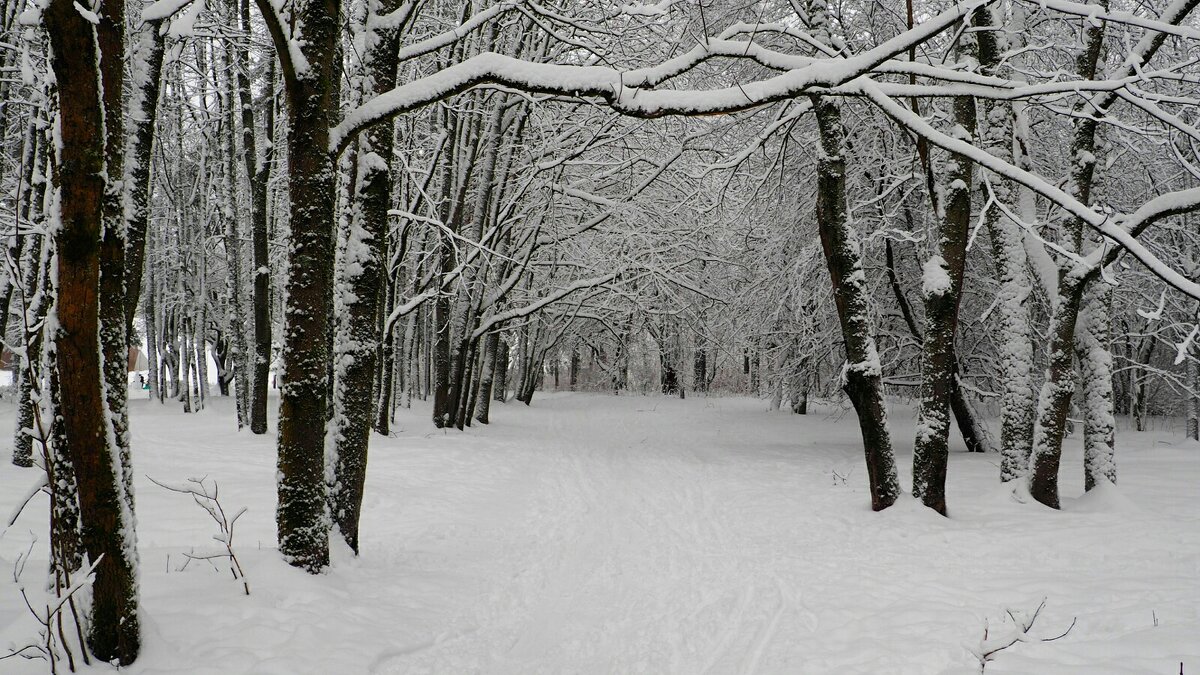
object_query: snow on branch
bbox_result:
[395,1,524,65]
[472,272,621,339]
[1088,0,1200,112]
[620,0,680,17]
[142,0,196,22]
[331,0,992,155]
[859,80,1200,300]
[1015,0,1200,40]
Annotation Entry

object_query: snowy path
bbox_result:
[2,393,1198,674]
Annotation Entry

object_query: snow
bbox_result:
[73,1,99,24]
[621,0,679,16]
[166,0,204,38]
[141,0,195,22]
[2,393,1198,673]
[922,255,952,297]
[860,78,1200,301]
[332,0,985,154]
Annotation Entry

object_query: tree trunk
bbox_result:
[493,336,509,402]
[1187,345,1199,441]
[146,260,161,402]
[911,30,978,515]
[1028,3,1107,509]
[974,5,1036,480]
[223,53,250,427]
[261,0,342,573]
[45,0,140,659]
[475,331,500,423]
[432,261,454,426]
[811,93,899,511]
[97,0,137,534]
[1133,339,1157,432]
[1029,277,1087,509]
[373,265,398,434]
[123,17,166,335]
[1075,281,1117,490]
[13,235,49,468]
[884,238,988,455]
[47,344,85,601]
[329,0,404,553]
[243,2,275,435]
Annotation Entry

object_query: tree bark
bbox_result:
[493,336,509,402]
[811,93,899,511]
[330,0,405,549]
[1028,2,1107,509]
[911,25,978,516]
[223,47,250,428]
[45,0,140,659]
[474,331,500,423]
[974,5,1036,479]
[123,18,166,335]
[1075,281,1117,490]
[884,238,987,454]
[1187,343,1199,441]
[246,44,275,435]
[257,0,342,572]
[12,234,49,468]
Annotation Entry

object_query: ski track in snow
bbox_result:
[1,392,1198,674]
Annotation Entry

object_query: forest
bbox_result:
[0,0,1199,671]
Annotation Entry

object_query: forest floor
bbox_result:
[1,391,1198,674]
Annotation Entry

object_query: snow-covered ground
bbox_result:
[1,392,1198,674]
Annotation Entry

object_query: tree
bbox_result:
[43,0,140,660]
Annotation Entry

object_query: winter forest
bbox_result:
[0,0,1199,671]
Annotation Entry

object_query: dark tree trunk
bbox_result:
[493,337,509,402]
[330,0,404,553]
[811,94,899,512]
[569,345,580,390]
[475,331,500,423]
[948,378,987,453]
[248,52,275,435]
[373,265,398,434]
[212,335,233,396]
[123,18,166,335]
[791,387,808,415]
[257,0,341,573]
[12,234,47,468]
[911,34,978,515]
[47,346,85,596]
[456,337,479,428]
[1029,278,1086,509]
[884,238,987,454]
[223,48,250,427]
[1028,4,1107,509]
[45,0,140,660]
[97,0,136,530]
[749,347,760,393]
[432,255,454,426]
[660,357,679,395]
